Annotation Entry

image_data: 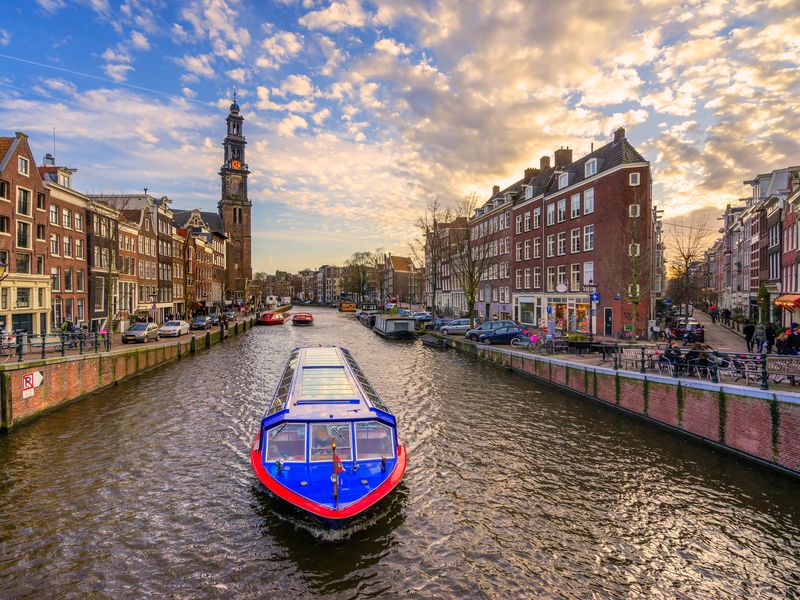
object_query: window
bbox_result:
[0,216,8,233]
[557,265,566,285]
[533,267,541,289]
[492,288,498,302]
[515,242,522,261]
[35,223,45,240]
[516,269,522,289]
[557,199,566,222]
[16,221,30,248]
[558,172,568,189]
[525,185,533,200]
[571,228,580,253]
[74,213,83,232]
[18,156,29,176]
[38,287,44,308]
[547,267,555,291]
[516,215,522,234]
[16,288,30,308]
[266,423,306,462]
[36,255,44,274]
[77,298,85,321]
[356,421,394,460]
[49,205,59,224]
[50,233,59,255]
[571,264,580,291]
[629,243,640,257]
[77,269,85,292]
[524,268,531,289]
[571,194,580,218]
[0,288,5,310]
[310,422,352,462]
[17,188,31,215]
[585,158,597,177]
[37,192,46,210]
[524,211,531,231]
[62,209,72,229]
[0,180,8,200]
[583,225,594,251]
[75,239,84,259]
[584,188,594,215]
[533,237,541,258]
[16,253,31,274]
[533,207,541,229]
[64,268,73,291]
[51,267,61,292]
[557,232,566,255]
[546,234,554,257]
[629,172,640,186]
[63,236,72,257]
[547,204,555,226]
[629,204,640,218]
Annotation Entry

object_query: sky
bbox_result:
[0,0,798,273]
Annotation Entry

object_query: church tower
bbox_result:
[218,93,253,295]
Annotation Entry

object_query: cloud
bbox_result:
[177,53,215,78]
[257,30,303,69]
[130,31,149,50]
[228,67,247,83]
[179,0,251,62]
[274,74,314,97]
[104,63,134,82]
[374,38,411,56]
[311,108,330,125]
[276,114,309,136]
[299,0,369,32]
[0,29,11,46]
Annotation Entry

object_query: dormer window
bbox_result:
[558,172,569,190]
[525,185,533,200]
[585,158,597,177]
[505,192,512,202]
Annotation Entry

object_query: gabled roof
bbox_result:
[0,136,20,173]
[172,209,225,234]
[550,136,646,194]
[388,255,414,272]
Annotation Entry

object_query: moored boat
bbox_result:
[357,310,378,328]
[251,346,407,528]
[291,312,314,325]
[373,315,416,340]
[257,311,286,326]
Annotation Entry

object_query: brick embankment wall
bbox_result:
[445,336,800,479]
[0,318,255,432]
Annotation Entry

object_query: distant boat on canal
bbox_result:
[291,312,314,325]
[251,346,407,528]
[373,314,416,340]
[257,311,285,326]
[356,309,378,328]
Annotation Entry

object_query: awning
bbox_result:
[774,294,800,307]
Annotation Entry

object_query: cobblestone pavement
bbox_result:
[692,312,745,353]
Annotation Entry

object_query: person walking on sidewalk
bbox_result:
[753,323,766,353]
[765,322,776,353]
[743,320,755,352]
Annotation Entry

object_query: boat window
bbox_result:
[356,421,394,460]
[267,349,300,415]
[266,423,306,462]
[309,422,353,462]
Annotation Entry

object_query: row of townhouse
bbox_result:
[426,128,664,337]
[706,166,800,327]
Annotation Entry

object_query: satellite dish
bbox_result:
[556,283,568,293]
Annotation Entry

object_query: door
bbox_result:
[604,307,613,337]
[39,313,47,334]
[12,313,34,334]
[485,303,491,319]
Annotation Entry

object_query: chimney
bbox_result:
[492,185,500,195]
[540,155,551,170]
[524,167,538,181]
[554,147,572,168]
[613,127,625,143]
[43,153,55,166]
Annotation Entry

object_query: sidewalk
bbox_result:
[693,312,746,353]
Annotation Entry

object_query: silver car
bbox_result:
[122,322,160,343]
[440,319,470,335]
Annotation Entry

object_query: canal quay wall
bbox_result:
[445,337,800,479]
[0,318,256,432]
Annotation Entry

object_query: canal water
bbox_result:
[1,308,798,598]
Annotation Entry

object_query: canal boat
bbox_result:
[373,315,416,340]
[257,311,286,326]
[420,333,448,348]
[339,300,357,312]
[251,346,407,528]
[291,312,314,325]
[357,310,378,328]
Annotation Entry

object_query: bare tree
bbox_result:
[449,193,496,328]
[343,251,374,304]
[369,247,387,304]
[409,198,452,320]
[666,215,714,319]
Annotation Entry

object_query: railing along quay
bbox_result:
[0,332,113,363]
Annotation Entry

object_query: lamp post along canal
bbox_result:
[583,280,599,342]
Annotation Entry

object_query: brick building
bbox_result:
[0,132,52,334]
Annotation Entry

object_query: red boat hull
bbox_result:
[250,434,407,527]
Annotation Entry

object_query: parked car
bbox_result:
[209,313,220,326]
[122,322,160,344]
[440,319,471,335]
[413,311,432,323]
[397,308,413,316]
[426,318,452,331]
[465,320,519,341]
[159,320,190,337]
[224,310,236,320]
[478,325,527,345]
[190,316,212,330]
[384,303,396,310]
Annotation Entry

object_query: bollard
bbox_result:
[760,352,768,390]
[613,344,619,370]
[40,334,46,360]
[60,333,66,357]
[79,335,84,354]
[205,331,211,349]
[93,333,99,353]
[711,361,719,384]
[190,335,197,354]
[104,333,111,352]
[640,346,646,374]
[16,335,24,362]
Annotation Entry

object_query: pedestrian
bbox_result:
[753,323,766,353]
[743,319,755,352]
[765,322,775,354]
[789,324,800,355]
[710,308,718,324]
[664,324,673,341]
[776,330,789,355]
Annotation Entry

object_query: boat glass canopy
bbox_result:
[266,422,306,462]
[310,422,353,461]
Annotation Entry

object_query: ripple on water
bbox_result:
[1,308,799,598]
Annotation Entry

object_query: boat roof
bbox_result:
[263,346,393,424]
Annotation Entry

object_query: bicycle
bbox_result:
[0,332,17,363]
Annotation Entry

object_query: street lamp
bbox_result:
[0,260,8,284]
[583,280,599,342]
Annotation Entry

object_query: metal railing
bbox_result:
[0,332,112,363]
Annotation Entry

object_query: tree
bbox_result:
[666,215,714,320]
[91,197,129,331]
[368,248,387,303]
[409,198,452,320]
[449,193,495,328]
[343,251,374,303]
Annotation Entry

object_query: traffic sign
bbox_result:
[546,306,553,315]
[22,370,44,399]
[590,292,600,302]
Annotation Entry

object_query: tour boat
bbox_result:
[373,315,416,340]
[251,346,407,528]
[291,312,314,325]
[257,311,285,326]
